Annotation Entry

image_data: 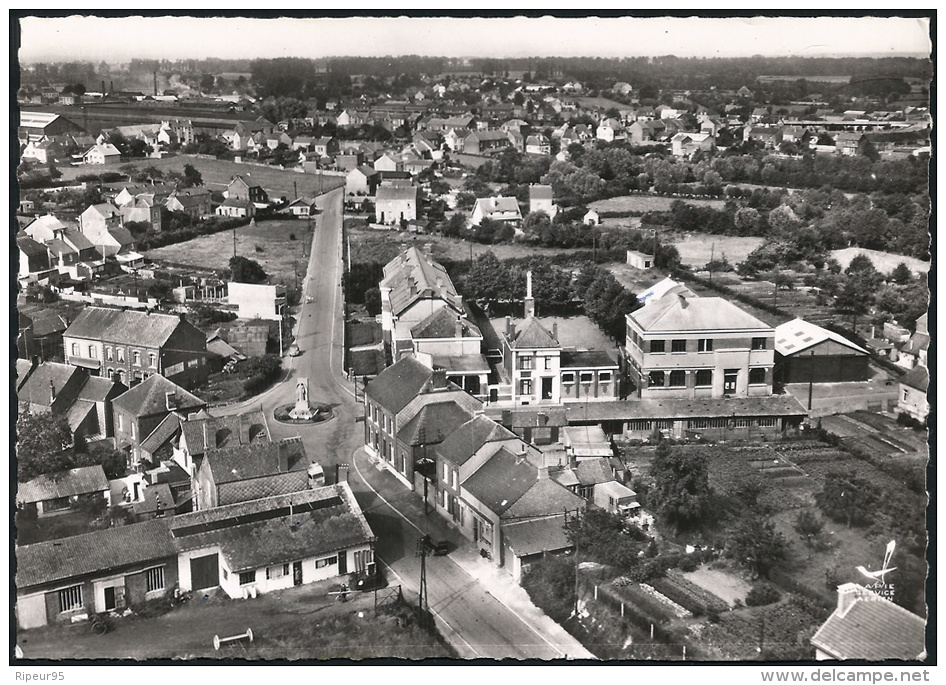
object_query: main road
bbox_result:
[217,187,588,660]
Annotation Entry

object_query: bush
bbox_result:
[240,355,282,396]
[746,582,782,607]
[521,554,576,624]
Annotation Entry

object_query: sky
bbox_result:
[16,15,932,63]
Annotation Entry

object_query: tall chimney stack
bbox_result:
[153,71,158,96]
[524,270,535,319]
[455,316,463,338]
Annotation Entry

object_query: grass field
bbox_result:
[589,194,727,213]
[58,155,346,200]
[831,247,930,276]
[671,233,765,267]
[147,218,311,278]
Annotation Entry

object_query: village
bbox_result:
[13,33,930,663]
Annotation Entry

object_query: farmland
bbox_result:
[147,217,311,279]
[670,233,765,268]
[831,246,930,276]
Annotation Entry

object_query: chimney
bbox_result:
[153,71,158,96]
[431,368,448,389]
[836,583,865,617]
[538,464,550,480]
[506,316,513,338]
[516,447,528,465]
[455,316,463,338]
[166,392,177,411]
[524,270,535,318]
[423,242,432,257]
[552,322,558,341]
[49,379,56,403]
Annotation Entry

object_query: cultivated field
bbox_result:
[59,155,346,199]
[831,247,930,276]
[147,218,311,278]
[589,194,727,213]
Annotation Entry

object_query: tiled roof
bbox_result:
[17,361,81,408]
[411,308,480,339]
[463,447,538,516]
[112,374,205,418]
[503,479,585,519]
[206,439,305,486]
[899,365,929,393]
[170,484,373,573]
[431,354,491,373]
[775,318,868,356]
[575,457,614,486]
[16,235,47,256]
[217,471,310,506]
[473,196,521,218]
[64,307,188,347]
[382,247,460,317]
[397,401,473,447]
[16,519,176,590]
[436,415,516,466]
[16,360,34,390]
[632,294,771,332]
[561,350,617,369]
[16,465,109,505]
[132,482,175,516]
[180,410,270,456]
[507,318,560,349]
[376,184,417,202]
[811,585,926,660]
[502,515,573,557]
[140,413,183,455]
[529,184,554,201]
[365,356,433,415]
[563,395,808,422]
[64,399,96,432]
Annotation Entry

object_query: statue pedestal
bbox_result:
[289,401,315,421]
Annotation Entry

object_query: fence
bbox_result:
[374,584,403,611]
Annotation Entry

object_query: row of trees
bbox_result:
[16,414,126,483]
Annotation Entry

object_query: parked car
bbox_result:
[288,344,301,357]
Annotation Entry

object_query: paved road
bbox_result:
[216,188,588,660]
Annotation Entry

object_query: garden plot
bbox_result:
[682,566,752,608]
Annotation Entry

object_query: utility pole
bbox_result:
[233,227,237,258]
[415,535,431,617]
[709,242,715,285]
[278,304,284,357]
[807,348,815,412]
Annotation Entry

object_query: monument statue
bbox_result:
[290,377,313,420]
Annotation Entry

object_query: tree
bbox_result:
[889,262,914,285]
[199,73,216,92]
[182,163,203,187]
[649,440,713,533]
[816,471,879,528]
[228,256,268,284]
[364,287,382,316]
[726,517,789,579]
[564,507,652,570]
[793,509,825,558]
[16,413,75,482]
[127,138,151,158]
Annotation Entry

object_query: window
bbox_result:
[519,356,533,370]
[146,566,165,593]
[903,390,909,401]
[88,345,97,358]
[520,379,532,396]
[117,347,125,362]
[698,338,713,352]
[106,347,113,361]
[71,343,79,356]
[187,359,198,368]
[669,370,686,387]
[580,372,593,384]
[107,368,114,379]
[131,423,136,439]
[133,350,141,366]
[695,369,713,387]
[58,585,83,613]
[599,371,612,384]
[443,462,450,483]
[266,564,290,580]
[561,372,575,384]
[751,337,768,350]
[149,353,157,368]
[749,368,767,385]
[450,470,457,489]
[671,339,687,353]
[648,371,665,387]
[544,356,553,370]
[118,414,124,431]
[239,571,256,585]
[758,417,778,427]
[45,496,71,512]
[649,340,665,354]
[315,556,337,569]
[733,418,754,428]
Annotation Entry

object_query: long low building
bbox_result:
[15,483,375,630]
[774,318,870,383]
[563,395,808,440]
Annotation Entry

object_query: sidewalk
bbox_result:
[351,447,595,660]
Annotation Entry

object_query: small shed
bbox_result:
[627,250,654,270]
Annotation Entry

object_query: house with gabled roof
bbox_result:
[17,361,125,441]
[471,196,522,226]
[463,129,511,155]
[64,307,208,389]
[409,307,489,398]
[226,176,268,205]
[346,165,380,197]
[375,183,418,226]
[528,184,557,218]
[194,437,309,511]
[111,374,206,466]
[15,483,375,629]
[898,365,929,423]
[152,408,270,476]
[774,318,870,383]
[363,356,481,488]
[16,465,111,519]
[82,143,121,165]
[811,583,926,660]
[166,188,213,219]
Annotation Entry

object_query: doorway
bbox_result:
[293,561,303,586]
[541,377,553,400]
[337,551,347,575]
[724,369,738,396]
